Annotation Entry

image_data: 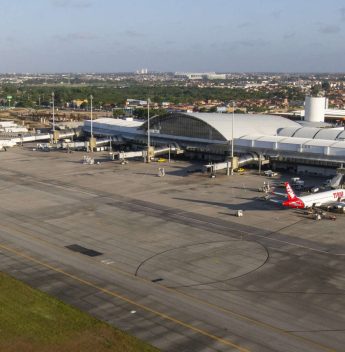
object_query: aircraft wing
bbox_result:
[260,195,283,204]
[268,198,283,204]
[271,191,287,198]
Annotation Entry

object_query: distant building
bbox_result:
[216,106,227,113]
[136,68,148,75]
[126,99,148,107]
[175,72,226,80]
[72,99,88,108]
[207,73,227,80]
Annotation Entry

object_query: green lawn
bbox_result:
[0,272,159,352]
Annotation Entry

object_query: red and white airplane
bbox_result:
[282,182,345,209]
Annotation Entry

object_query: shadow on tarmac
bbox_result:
[173,197,286,212]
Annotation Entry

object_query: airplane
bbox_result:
[282,182,345,209]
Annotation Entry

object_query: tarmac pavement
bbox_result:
[0,147,344,351]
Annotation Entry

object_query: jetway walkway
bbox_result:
[38,137,114,151]
[0,130,80,148]
[114,145,184,161]
[204,153,269,173]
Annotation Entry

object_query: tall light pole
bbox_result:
[147,98,151,162]
[52,91,55,132]
[231,101,235,175]
[226,140,230,176]
[90,94,93,138]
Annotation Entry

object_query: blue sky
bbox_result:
[1,0,345,73]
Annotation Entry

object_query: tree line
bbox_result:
[0,84,305,109]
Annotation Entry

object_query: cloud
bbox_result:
[210,39,269,51]
[121,30,145,38]
[54,32,98,41]
[340,7,345,21]
[52,0,93,8]
[237,22,251,29]
[235,39,269,48]
[270,10,282,18]
[5,35,16,42]
[318,24,340,34]
[283,32,296,40]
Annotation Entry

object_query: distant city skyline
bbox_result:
[1,0,345,73]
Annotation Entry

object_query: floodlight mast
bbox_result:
[231,101,235,175]
[147,98,151,162]
[90,94,93,138]
[227,101,235,176]
[52,91,55,132]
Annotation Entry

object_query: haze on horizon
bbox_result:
[1,0,345,74]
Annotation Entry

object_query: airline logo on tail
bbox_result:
[285,182,296,200]
[283,182,305,208]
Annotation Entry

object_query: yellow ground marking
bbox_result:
[0,220,338,352]
[0,242,250,352]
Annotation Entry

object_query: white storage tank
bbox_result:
[304,96,326,123]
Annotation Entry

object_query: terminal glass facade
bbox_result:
[141,113,226,141]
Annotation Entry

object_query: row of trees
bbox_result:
[0,84,307,110]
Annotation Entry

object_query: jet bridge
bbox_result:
[115,145,184,161]
[203,153,268,173]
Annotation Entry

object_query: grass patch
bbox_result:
[0,272,159,352]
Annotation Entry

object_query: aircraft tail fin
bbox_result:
[285,182,297,201]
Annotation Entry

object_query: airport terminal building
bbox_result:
[84,112,345,175]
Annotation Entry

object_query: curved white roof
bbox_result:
[314,129,344,140]
[185,113,300,139]
[277,127,301,137]
[278,126,345,141]
[336,130,345,140]
[292,127,320,139]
